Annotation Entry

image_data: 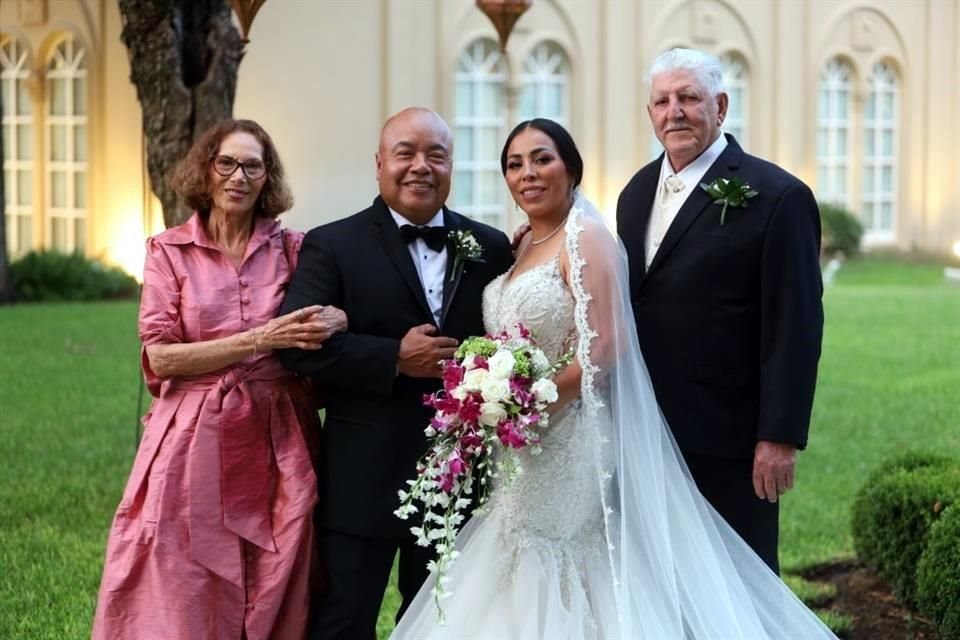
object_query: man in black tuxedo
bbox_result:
[616,48,823,573]
[278,107,512,639]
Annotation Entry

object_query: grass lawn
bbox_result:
[0,257,956,639]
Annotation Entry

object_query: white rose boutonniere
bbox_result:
[448,230,484,281]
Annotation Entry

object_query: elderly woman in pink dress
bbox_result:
[92,119,344,640]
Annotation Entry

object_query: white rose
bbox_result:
[480,377,511,403]
[462,354,477,371]
[462,368,488,391]
[487,350,516,380]
[450,386,467,401]
[531,378,559,404]
[478,401,508,427]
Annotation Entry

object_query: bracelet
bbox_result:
[252,330,260,356]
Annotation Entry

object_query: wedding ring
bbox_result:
[297,308,306,322]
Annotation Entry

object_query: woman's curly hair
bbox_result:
[168,119,294,219]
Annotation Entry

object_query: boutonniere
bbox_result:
[448,229,484,281]
[699,177,758,226]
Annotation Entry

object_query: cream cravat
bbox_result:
[647,175,687,266]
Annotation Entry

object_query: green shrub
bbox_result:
[851,457,960,605]
[820,202,864,256]
[10,250,139,302]
[917,505,960,639]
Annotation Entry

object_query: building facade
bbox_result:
[3,0,959,276]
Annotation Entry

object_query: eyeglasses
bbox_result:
[212,155,267,180]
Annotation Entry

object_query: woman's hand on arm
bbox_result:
[145,304,349,379]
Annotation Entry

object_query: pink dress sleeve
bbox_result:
[282,229,304,272]
[139,237,184,396]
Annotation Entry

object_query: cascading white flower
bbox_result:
[531,378,559,404]
[480,377,511,404]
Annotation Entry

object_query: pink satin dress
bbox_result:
[92,214,319,640]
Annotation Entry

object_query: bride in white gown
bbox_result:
[391,119,836,639]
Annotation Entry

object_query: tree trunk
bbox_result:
[0,93,12,303]
[118,0,244,228]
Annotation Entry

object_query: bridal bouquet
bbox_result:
[394,324,571,610]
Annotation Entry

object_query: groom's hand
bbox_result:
[752,440,797,503]
[398,324,458,378]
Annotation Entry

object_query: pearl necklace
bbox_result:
[530,216,568,246]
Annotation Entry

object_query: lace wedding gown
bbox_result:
[391,201,836,639]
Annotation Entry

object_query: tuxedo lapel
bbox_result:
[440,208,464,329]
[371,199,435,323]
[644,136,744,279]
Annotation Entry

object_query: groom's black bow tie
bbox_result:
[399,224,447,252]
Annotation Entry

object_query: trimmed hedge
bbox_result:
[917,505,960,639]
[10,250,139,302]
[819,202,864,256]
[851,453,959,605]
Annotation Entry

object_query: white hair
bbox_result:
[647,48,725,97]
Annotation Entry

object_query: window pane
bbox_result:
[865,95,876,120]
[51,125,67,161]
[863,169,874,193]
[0,81,8,116]
[73,77,86,116]
[454,170,474,204]
[18,214,32,252]
[817,130,827,157]
[455,82,474,118]
[74,125,86,162]
[880,203,892,230]
[455,127,474,162]
[519,85,536,119]
[480,81,503,118]
[74,219,86,253]
[547,84,565,117]
[837,91,848,118]
[17,124,32,160]
[862,202,874,227]
[479,126,498,160]
[881,129,893,155]
[1,124,9,159]
[864,132,875,157]
[3,169,10,204]
[17,78,31,115]
[75,171,86,208]
[836,129,847,156]
[51,171,67,207]
[881,166,893,191]
[51,217,68,251]
[17,170,32,205]
[881,93,894,119]
[49,78,67,115]
[479,170,500,205]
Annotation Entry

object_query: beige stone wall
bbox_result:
[3,0,958,277]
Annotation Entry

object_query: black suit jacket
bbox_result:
[278,196,513,538]
[617,135,823,459]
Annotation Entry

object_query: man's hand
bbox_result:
[752,440,797,503]
[398,324,458,378]
[511,223,531,253]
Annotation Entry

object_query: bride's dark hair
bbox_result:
[500,118,584,190]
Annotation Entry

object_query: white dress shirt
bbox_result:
[390,208,447,326]
[645,134,729,267]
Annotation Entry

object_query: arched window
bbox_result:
[1,36,33,258]
[46,36,87,253]
[452,39,507,229]
[720,53,749,146]
[519,42,570,126]
[862,62,898,240]
[817,59,853,208]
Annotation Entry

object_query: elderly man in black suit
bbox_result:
[617,48,824,574]
[279,107,513,639]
